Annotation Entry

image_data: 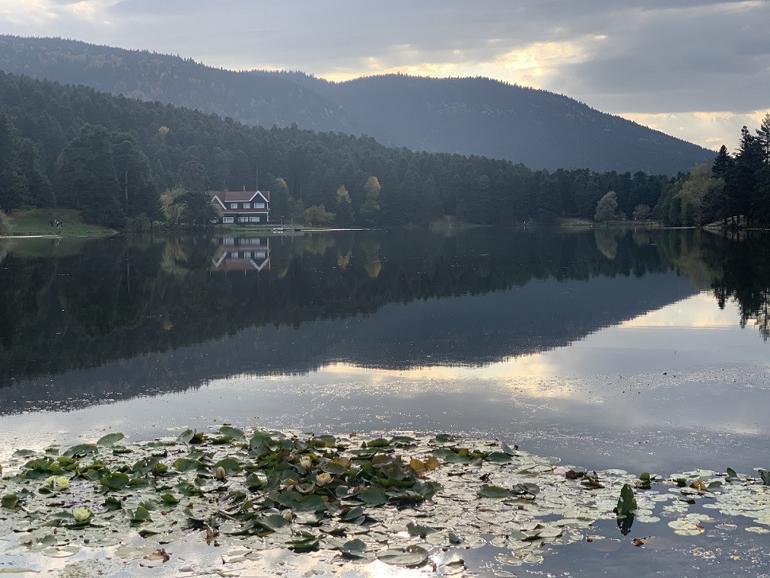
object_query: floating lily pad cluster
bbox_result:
[0,427,769,574]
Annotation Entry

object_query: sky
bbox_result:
[1,0,769,150]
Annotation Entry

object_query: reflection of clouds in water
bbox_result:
[621,293,738,329]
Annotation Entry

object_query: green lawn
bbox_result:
[2,209,116,238]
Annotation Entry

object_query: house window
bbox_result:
[223,217,234,224]
[230,203,238,209]
[243,203,250,209]
[254,202,265,209]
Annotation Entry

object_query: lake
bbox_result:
[1,227,769,575]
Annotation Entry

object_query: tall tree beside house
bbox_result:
[179,190,217,226]
[594,191,620,223]
[55,124,125,228]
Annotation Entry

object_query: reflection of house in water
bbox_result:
[210,237,270,273]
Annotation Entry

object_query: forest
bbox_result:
[0,70,678,229]
[658,116,770,228]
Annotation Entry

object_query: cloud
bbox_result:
[623,108,770,151]
[0,0,767,148]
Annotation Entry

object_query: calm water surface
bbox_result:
[2,227,770,575]
[1,227,769,475]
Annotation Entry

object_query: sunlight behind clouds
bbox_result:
[323,39,590,89]
[622,108,770,151]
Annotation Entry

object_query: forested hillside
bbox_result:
[0,35,713,174]
[0,70,677,228]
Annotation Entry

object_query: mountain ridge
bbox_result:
[0,35,713,174]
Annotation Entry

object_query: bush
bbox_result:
[303,205,335,226]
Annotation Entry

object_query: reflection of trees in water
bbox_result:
[594,228,624,260]
[1,227,768,385]
[706,233,770,341]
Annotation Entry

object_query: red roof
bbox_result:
[210,190,271,203]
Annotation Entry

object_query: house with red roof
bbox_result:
[210,190,270,225]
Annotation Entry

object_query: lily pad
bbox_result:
[478,485,512,498]
[339,538,367,558]
[378,545,429,567]
[97,433,126,446]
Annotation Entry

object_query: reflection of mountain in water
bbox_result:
[0,227,757,413]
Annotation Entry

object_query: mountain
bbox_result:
[0,35,713,174]
[0,68,676,228]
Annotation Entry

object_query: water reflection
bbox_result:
[0,228,768,421]
[211,236,271,273]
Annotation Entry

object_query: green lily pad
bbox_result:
[1,494,20,509]
[358,486,387,506]
[63,443,97,458]
[340,538,367,558]
[478,485,512,498]
[97,433,126,446]
[219,426,245,440]
[101,472,130,491]
[379,545,429,567]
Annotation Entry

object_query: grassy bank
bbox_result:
[1,208,116,238]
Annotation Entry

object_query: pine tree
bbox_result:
[55,124,125,228]
[756,113,770,164]
[727,127,763,225]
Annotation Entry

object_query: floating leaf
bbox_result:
[478,485,512,498]
[101,472,130,491]
[379,545,429,567]
[215,457,242,474]
[159,493,179,506]
[339,538,367,558]
[358,487,387,506]
[97,433,125,447]
[1,494,19,509]
[288,532,319,553]
[63,444,97,458]
[407,522,437,538]
[218,426,245,440]
[130,505,152,524]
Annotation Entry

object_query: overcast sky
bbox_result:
[1,0,768,150]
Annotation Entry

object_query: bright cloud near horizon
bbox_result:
[1,0,769,150]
